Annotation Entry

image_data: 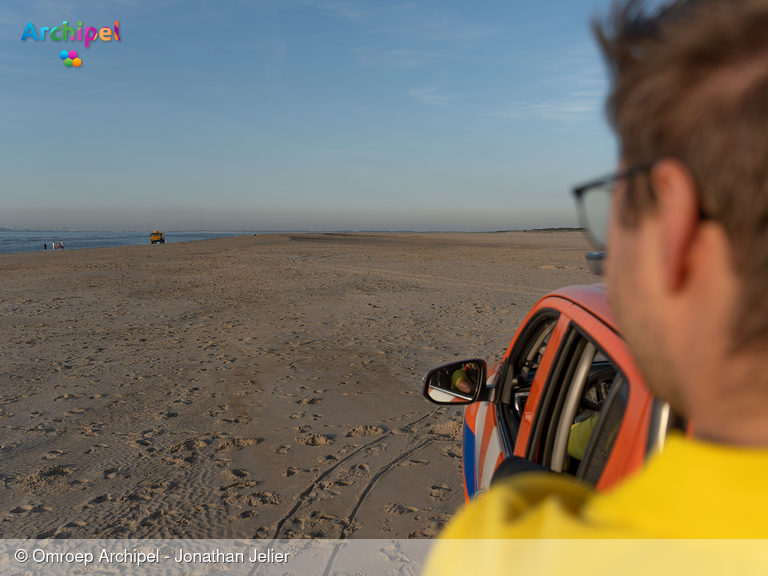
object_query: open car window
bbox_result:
[577,375,629,486]
[527,326,629,487]
[497,312,559,449]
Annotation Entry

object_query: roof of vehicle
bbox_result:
[546,283,619,333]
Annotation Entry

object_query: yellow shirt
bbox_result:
[424,435,768,575]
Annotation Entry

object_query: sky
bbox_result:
[2,0,626,232]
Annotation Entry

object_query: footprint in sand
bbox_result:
[54,394,84,401]
[400,459,428,467]
[382,504,419,515]
[86,444,108,454]
[220,469,249,482]
[409,527,438,538]
[429,484,451,501]
[296,434,333,446]
[444,445,462,459]
[345,425,384,437]
[88,494,113,505]
[215,417,250,426]
[274,445,291,454]
[220,480,257,491]
[216,437,262,451]
[297,398,322,405]
[169,438,209,453]
[429,421,462,440]
[44,450,65,460]
[11,505,52,514]
[231,510,258,522]
[247,491,280,505]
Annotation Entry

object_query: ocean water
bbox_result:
[0,230,249,255]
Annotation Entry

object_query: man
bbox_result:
[451,362,479,394]
[424,0,768,571]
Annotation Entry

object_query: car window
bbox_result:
[497,313,559,448]
[500,313,558,404]
[529,327,627,484]
[577,375,629,486]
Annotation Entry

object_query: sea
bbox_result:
[0,230,250,255]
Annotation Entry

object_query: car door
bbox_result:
[518,307,653,489]
[460,293,657,499]
[462,299,569,500]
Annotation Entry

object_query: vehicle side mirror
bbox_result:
[422,359,486,405]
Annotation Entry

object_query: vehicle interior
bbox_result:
[495,315,631,489]
[496,312,559,450]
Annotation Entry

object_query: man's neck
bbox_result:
[687,351,768,447]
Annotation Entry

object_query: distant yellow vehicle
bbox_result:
[151,231,165,244]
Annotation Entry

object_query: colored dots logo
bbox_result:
[60,49,81,68]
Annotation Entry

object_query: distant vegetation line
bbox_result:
[493,227,585,233]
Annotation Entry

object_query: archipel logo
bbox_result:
[21,21,120,68]
[60,50,81,68]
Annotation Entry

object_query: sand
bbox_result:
[0,232,595,539]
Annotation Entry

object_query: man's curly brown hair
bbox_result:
[595,0,768,347]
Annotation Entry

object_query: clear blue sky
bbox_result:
[2,0,624,232]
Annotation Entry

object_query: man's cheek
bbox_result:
[605,229,638,331]
[605,222,624,298]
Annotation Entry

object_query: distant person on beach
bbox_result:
[43,243,47,251]
[425,0,768,568]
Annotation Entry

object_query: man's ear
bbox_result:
[650,159,701,293]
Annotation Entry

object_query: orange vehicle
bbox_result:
[423,284,680,503]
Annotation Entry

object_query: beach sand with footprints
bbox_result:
[0,232,594,539]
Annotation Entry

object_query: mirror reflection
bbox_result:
[423,360,484,404]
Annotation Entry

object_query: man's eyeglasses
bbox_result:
[572,164,652,251]
[572,162,710,251]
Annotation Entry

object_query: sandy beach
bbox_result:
[0,232,595,539]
